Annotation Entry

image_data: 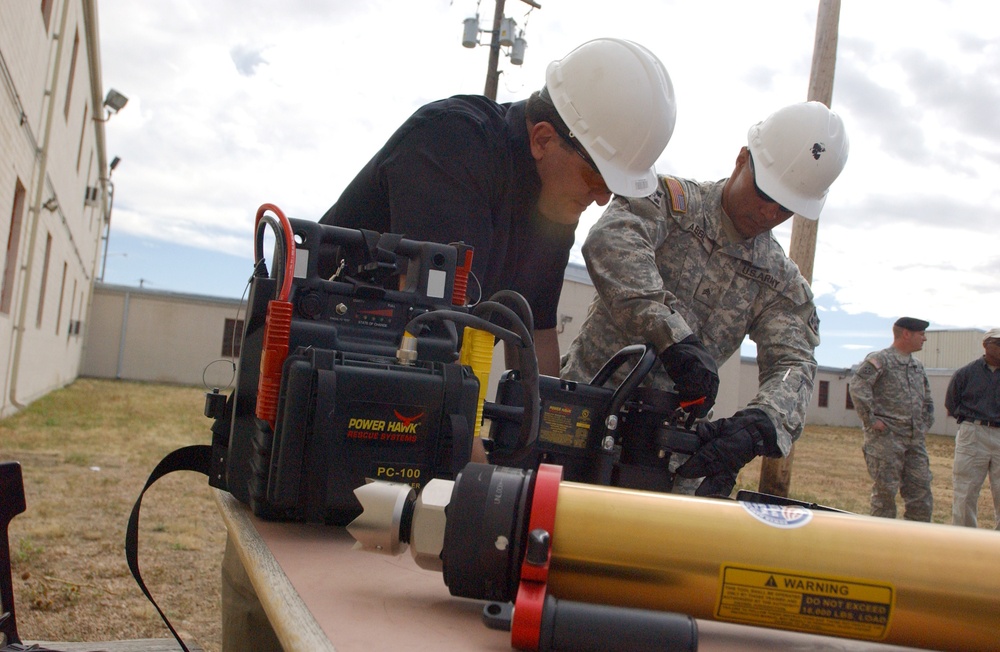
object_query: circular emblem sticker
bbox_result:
[741,501,813,529]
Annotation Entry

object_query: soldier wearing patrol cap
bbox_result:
[849,317,935,521]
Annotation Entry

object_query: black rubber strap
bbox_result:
[124,445,212,652]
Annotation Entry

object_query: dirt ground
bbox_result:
[734,424,994,528]
[3,379,226,652]
[2,379,996,651]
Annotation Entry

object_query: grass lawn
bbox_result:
[2,379,995,650]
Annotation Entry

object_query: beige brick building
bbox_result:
[82,283,243,389]
[0,0,111,416]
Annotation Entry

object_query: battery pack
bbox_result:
[262,347,480,524]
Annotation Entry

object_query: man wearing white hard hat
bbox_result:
[946,328,1000,528]
[562,101,850,497]
[320,37,676,376]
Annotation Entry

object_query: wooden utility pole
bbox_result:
[482,0,540,101]
[758,0,841,496]
[483,0,506,100]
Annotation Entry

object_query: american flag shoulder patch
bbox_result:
[663,176,686,213]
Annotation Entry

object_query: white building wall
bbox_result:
[0,0,108,416]
[740,359,958,438]
[553,263,595,350]
[82,284,244,388]
[917,329,985,369]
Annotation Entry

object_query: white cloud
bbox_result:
[97,0,1000,367]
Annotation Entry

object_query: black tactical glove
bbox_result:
[675,408,781,497]
[658,335,719,418]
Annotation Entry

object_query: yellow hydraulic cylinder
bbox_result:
[546,481,999,651]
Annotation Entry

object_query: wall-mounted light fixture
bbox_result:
[103,88,129,114]
[42,197,58,212]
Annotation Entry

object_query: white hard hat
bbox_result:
[545,38,676,198]
[747,101,849,220]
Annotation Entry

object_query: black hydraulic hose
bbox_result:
[589,344,659,430]
[403,308,540,460]
[483,289,535,336]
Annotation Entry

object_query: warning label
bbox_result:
[717,566,894,640]
[538,401,593,449]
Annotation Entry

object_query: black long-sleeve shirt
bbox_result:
[320,96,575,330]
[945,357,1000,422]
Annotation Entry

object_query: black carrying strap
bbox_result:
[1,462,27,647]
[125,445,212,652]
[442,363,471,475]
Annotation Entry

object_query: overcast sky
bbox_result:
[96,0,1000,368]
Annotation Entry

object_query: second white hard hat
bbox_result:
[747,101,849,220]
[545,38,676,198]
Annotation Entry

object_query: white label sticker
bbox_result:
[427,269,446,299]
[741,501,814,529]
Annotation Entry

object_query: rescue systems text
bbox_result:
[346,417,420,443]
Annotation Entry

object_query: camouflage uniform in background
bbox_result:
[849,347,934,521]
[561,175,820,467]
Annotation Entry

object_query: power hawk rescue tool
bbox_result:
[349,463,1000,652]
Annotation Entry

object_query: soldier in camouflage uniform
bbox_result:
[562,102,849,497]
[848,317,935,521]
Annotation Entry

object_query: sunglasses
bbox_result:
[747,152,792,214]
[549,121,603,176]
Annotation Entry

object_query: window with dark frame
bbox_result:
[2,180,26,314]
[67,279,77,340]
[55,261,67,335]
[36,233,52,328]
[41,0,54,31]
[818,380,829,408]
[845,385,855,410]
[63,29,80,120]
[76,105,88,171]
[222,318,244,358]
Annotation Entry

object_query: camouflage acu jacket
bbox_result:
[849,346,934,436]
[560,176,820,454]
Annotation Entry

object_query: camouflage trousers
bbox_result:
[951,422,1000,529]
[862,429,933,521]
